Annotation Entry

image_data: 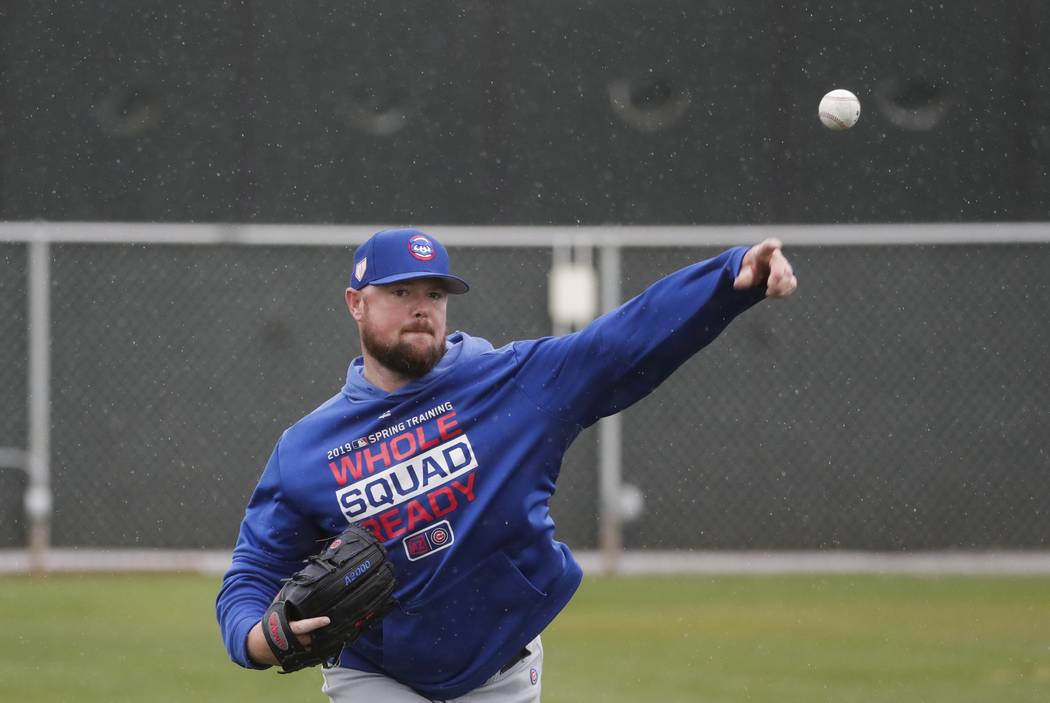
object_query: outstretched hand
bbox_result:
[733,238,797,298]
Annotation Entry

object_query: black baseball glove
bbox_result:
[262,524,397,673]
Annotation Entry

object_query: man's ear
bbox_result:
[346,288,365,321]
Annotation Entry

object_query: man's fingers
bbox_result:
[290,616,331,635]
[759,237,783,255]
[770,249,792,280]
[733,265,755,290]
[736,239,789,291]
[749,237,783,264]
[762,247,797,298]
[767,273,798,298]
[288,616,331,648]
[770,246,789,266]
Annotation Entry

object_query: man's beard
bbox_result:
[361,321,446,380]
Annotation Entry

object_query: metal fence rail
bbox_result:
[1,223,1049,572]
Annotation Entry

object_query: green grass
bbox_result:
[2,573,1049,702]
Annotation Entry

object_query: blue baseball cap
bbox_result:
[350,228,469,294]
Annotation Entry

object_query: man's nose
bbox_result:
[411,297,430,317]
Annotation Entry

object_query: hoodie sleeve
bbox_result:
[511,246,765,428]
[215,438,323,669]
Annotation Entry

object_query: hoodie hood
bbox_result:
[342,331,495,402]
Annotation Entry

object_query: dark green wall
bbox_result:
[2,1,1047,225]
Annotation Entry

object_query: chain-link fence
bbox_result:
[1,227,1048,555]
[619,244,1050,550]
[0,244,29,547]
[36,242,593,550]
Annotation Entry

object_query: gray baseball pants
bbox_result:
[321,636,543,703]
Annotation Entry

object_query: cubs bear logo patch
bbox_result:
[403,520,454,561]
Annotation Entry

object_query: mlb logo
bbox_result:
[405,534,430,559]
[351,437,369,449]
[407,234,435,261]
[403,520,455,561]
[530,667,539,685]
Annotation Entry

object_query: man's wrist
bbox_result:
[246,620,277,667]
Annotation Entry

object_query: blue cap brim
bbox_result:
[366,271,470,294]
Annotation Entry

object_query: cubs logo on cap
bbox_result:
[407,235,436,261]
[350,228,469,294]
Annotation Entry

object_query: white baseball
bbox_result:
[819,89,861,130]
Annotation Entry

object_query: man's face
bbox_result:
[349,278,449,379]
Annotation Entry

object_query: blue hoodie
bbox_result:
[216,246,764,699]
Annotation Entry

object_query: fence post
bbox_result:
[597,242,623,574]
[26,234,52,574]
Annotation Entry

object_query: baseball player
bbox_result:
[216,227,797,702]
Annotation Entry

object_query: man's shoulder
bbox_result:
[279,391,364,447]
[450,331,498,358]
[300,391,350,423]
[455,331,551,356]
[444,331,521,371]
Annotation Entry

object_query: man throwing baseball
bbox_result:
[217,228,797,702]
